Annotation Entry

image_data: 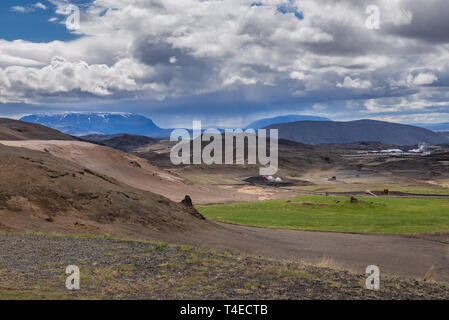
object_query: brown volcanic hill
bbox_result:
[81,133,341,177]
[80,134,161,152]
[0,118,75,141]
[0,144,204,234]
[0,140,249,204]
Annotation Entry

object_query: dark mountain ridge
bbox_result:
[246,114,330,130]
[412,122,449,132]
[264,119,449,146]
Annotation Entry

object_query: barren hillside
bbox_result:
[0,118,75,141]
[0,144,204,234]
[0,140,255,204]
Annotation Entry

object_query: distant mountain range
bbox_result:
[411,123,449,132]
[264,120,449,145]
[19,113,449,145]
[246,115,330,129]
[20,113,171,138]
[20,113,330,137]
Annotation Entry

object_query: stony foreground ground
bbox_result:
[0,233,448,300]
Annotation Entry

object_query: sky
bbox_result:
[0,0,449,128]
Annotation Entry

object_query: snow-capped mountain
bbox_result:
[20,113,172,138]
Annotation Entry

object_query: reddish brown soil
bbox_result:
[0,118,76,141]
[0,140,265,204]
[0,144,205,234]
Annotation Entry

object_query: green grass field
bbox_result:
[291,184,449,195]
[197,196,449,234]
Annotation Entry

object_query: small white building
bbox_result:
[380,149,403,154]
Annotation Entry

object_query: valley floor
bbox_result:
[0,233,448,300]
[1,138,448,299]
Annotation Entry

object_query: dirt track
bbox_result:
[3,233,448,299]
[129,220,449,283]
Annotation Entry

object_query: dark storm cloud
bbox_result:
[132,37,221,92]
[386,0,449,43]
[133,40,194,67]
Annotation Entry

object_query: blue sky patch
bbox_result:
[277,2,304,20]
[0,0,90,42]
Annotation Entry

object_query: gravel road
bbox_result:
[1,233,448,300]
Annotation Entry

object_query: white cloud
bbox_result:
[290,71,306,80]
[0,52,42,68]
[223,75,257,86]
[11,6,32,13]
[410,72,438,86]
[0,56,153,103]
[11,2,46,13]
[337,76,372,89]
[34,2,47,10]
[169,56,177,64]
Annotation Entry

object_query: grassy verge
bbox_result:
[292,184,449,195]
[197,196,449,234]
